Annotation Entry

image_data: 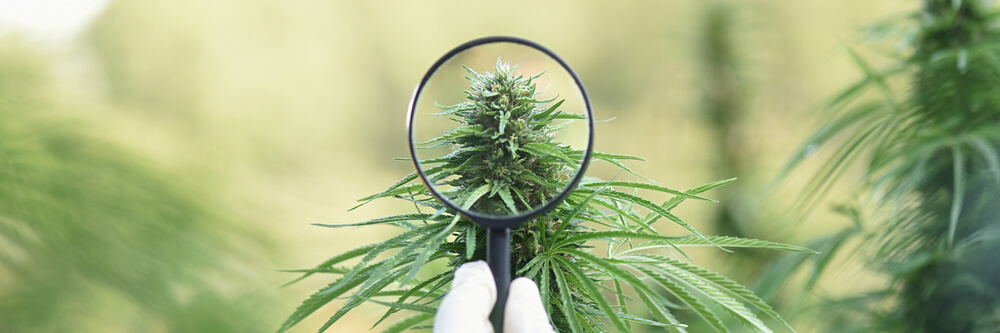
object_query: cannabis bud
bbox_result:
[426,58,580,215]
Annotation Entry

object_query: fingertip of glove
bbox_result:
[507,277,546,312]
[434,261,497,332]
[456,260,492,277]
[505,277,556,333]
[509,277,541,297]
[451,260,496,299]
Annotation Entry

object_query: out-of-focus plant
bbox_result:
[772,0,1000,331]
[279,59,814,333]
[699,3,752,240]
[681,5,795,332]
[0,39,271,333]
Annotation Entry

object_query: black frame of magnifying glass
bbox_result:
[406,36,595,229]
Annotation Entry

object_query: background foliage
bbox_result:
[0,38,275,332]
[770,1,1000,332]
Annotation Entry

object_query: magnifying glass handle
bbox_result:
[487,227,511,333]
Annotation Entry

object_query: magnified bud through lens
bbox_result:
[408,37,593,228]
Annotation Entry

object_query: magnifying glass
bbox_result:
[407,36,593,332]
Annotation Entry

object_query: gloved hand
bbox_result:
[433,261,556,333]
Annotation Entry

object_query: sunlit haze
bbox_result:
[0,0,109,40]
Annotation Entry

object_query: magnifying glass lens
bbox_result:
[410,41,591,224]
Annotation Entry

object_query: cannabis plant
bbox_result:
[699,3,752,240]
[279,59,813,333]
[774,0,1000,331]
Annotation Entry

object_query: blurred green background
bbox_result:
[0,1,922,332]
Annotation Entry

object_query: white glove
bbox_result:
[433,261,556,333]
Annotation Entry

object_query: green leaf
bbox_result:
[552,262,583,333]
[380,313,434,333]
[622,236,817,254]
[806,228,858,291]
[370,270,450,328]
[351,173,420,210]
[650,178,736,225]
[566,194,649,231]
[844,44,896,101]
[278,260,396,333]
[462,184,491,210]
[617,311,678,327]
[634,265,729,333]
[463,65,485,80]
[592,152,646,161]
[403,215,460,284]
[519,253,545,278]
[497,111,509,136]
[345,222,449,288]
[539,258,553,316]
[584,181,715,202]
[770,100,886,191]
[631,253,794,332]
[686,272,771,332]
[586,188,718,246]
[521,142,575,164]
[444,125,487,142]
[311,213,443,229]
[498,186,518,214]
[969,138,1000,189]
[795,117,888,216]
[825,64,904,109]
[296,222,440,310]
[315,220,449,329]
[551,230,678,251]
[532,99,565,121]
[552,255,630,333]
[366,299,437,314]
[555,187,607,235]
[465,225,476,260]
[948,143,965,248]
[592,152,654,182]
[560,248,684,328]
[549,112,587,120]
[637,289,688,332]
[683,178,737,198]
[280,243,381,287]
[318,250,446,333]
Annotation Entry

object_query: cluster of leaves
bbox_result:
[279,60,813,333]
[773,0,1000,331]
